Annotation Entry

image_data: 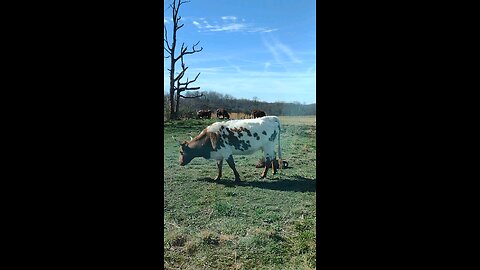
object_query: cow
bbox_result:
[177,116,283,182]
[197,110,212,119]
[252,109,266,118]
[216,108,230,120]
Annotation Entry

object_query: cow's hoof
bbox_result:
[214,177,221,181]
[260,175,266,179]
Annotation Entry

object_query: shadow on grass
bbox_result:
[196,175,316,192]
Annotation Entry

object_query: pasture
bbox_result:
[164,115,317,269]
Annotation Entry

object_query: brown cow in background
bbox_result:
[252,109,266,118]
[216,108,230,119]
[197,110,212,119]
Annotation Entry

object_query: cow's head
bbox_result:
[178,141,194,166]
[178,129,219,166]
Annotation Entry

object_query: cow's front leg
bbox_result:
[226,155,241,182]
[214,159,223,181]
[260,157,271,179]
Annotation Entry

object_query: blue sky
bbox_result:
[164,0,316,104]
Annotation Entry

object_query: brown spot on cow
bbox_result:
[262,131,267,135]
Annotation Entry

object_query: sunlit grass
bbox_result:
[164,116,316,269]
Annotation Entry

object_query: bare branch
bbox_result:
[183,41,203,56]
[173,43,186,63]
[179,93,203,99]
[179,72,200,86]
[177,86,201,92]
[164,26,171,51]
[174,66,188,82]
[174,41,202,62]
[180,53,185,67]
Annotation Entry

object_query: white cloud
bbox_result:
[247,27,279,33]
[191,17,277,33]
[262,29,278,33]
[210,23,246,32]
[192,21,202,28]
[221,16,237,21]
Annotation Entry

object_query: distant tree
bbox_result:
[164,0,203,120]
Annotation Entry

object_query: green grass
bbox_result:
[164,116,316,270]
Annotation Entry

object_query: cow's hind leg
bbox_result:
[226,155,241,182]
[260,157,271,179]
[271,159,277,175]
[214,159,223,181]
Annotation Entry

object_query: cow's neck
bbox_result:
[189,132,213,159]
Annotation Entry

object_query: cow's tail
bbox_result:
[277,118,284,169]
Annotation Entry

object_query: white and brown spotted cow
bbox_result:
[177,116,283,182]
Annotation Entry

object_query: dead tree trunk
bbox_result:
[164,0,203,120]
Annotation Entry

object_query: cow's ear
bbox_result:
[209,132,219,150]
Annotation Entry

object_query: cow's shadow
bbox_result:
[196,175,316,192]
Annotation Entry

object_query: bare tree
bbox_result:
[164,0,203,120]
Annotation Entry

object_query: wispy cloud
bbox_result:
[221,16,237,21]
[192,21,202,28]
[276,42,302,64]
[210,23,246,32]
[262,35,302,65]
[191,16,278,33]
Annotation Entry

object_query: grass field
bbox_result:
[164,115,317,269]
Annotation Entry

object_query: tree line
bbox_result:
[164,91,316,119]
